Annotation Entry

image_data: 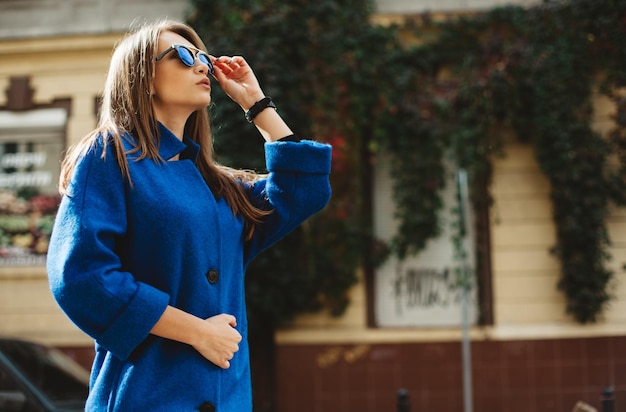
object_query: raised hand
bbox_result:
[211,55,265,111]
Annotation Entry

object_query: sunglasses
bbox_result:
[155,44,214,74]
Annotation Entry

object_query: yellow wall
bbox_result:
[0,33,121,346]
[491,89,626,333]
[276,86,626,345]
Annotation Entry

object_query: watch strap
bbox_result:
[245,97,276,123]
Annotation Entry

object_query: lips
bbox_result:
[197,78,211,87]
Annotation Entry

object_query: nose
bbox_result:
[195,60,210,75]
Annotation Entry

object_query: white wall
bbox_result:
[0,0,546,40]
[0,0,190,39]
[374,0,541,14]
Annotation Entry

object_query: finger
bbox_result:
[208,61,227,82]
[229,56,246,66]
[215,56,233,66]
[225,314,237,327]
[211,58,238,83]
[213,313,235,323]
[224,56,245,71]
[210,56,231,74]
[222,360,231,369]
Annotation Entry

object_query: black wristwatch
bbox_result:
[245,97,277,123]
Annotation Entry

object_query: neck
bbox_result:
[153,107,191,141]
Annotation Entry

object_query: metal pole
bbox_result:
[602,387,614,412]
[397,388,410,412]
[457,169,473,412]
[461,284,473,412]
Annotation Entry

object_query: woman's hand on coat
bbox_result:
[194,313,242,369]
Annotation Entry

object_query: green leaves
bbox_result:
[189,0,382,327]
[396,0,626,323]
[188,0,626,325]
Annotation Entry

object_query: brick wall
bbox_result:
[276,336,624,412]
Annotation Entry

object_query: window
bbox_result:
[0,108,65,265]
[372,156,480,327]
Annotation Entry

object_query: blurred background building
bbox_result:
[0,0,191,355]
[0,0,623,411]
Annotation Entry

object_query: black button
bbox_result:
[198,402,216,412]
[206,269,219,284]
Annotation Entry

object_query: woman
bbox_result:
[46,19,331,411]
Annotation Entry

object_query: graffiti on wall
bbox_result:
[393,266,461,312]
[375,259,477,327]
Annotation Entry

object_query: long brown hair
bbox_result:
[59,20,269,239]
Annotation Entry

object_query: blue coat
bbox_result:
[46,124,332,411]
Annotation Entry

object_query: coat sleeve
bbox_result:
[244,139,332,263]
[46,140,170,360]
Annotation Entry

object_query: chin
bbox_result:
[192,100,211,111]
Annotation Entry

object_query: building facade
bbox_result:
[0,0,190,363]
[273,2,626,412]
[275,92,626,410]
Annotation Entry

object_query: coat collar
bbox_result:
[156,122,200,163]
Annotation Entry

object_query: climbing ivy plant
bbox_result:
[188,0,392,331]
[188,0,626,333]
[188,2,396,409]
[397,0,626,323]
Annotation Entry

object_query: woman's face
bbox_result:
[152,31,213,122]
